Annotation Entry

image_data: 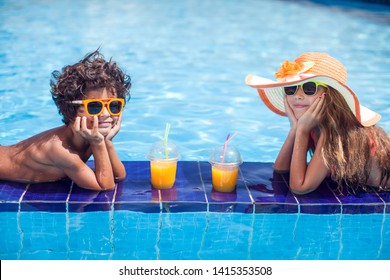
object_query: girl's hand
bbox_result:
[297,93,325,133]
[72,116,104,145]
[105,114,122,142]
[284,97,298,130]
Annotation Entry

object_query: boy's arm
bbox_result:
[105,114,126,181]
[105,140,126,181]
[52,148,115,191]
[90,141,116,189]
[65,116,116,190]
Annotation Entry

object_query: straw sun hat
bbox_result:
[245,52,381,127]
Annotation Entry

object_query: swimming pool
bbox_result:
[1,210,389,260]
[1,0,390,260]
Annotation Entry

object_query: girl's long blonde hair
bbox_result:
[319,87,390,190]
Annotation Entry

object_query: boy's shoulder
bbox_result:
[37,126,70,149]
[41,126,84,162]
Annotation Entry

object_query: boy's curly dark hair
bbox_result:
[50,50,131,125]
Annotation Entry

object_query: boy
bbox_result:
[0,50,131,191]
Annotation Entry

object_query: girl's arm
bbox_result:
[274,127,296,172]
[288,94,329,194]
[289,128,328,194]
[274,98,298,172]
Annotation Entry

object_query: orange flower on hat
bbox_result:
[274,60,303,79]
[274,60,315,80]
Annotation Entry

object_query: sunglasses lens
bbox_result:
[87,101,103,115]
[284,86,297,96]
[109,100,123,114]
[302,82,317,95]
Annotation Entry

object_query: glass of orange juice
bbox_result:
[148,141,180,189]
[209,145,242,193]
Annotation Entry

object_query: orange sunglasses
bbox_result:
[69,98,125,116]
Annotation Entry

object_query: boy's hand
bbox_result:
[105,114,122,142]
[72,116,104,145]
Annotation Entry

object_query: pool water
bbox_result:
[0,0,389,162]
[1,0,390,260]
[1,211,389,260]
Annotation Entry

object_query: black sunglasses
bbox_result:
[284,81,328,96]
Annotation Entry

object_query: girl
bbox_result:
[246,52,389,194]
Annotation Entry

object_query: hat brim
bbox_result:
[245,74,381,127]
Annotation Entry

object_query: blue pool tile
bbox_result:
[158,162,207,212]
[241,163,298,213]
[117,180,153,201]
[294,180,341,214]
[152,185,207,213]
[0,161,388,214]
[123,161,150,181]
[198,161,252,213]
[69,183,114,212]
[328,182,385,214]
[152,186,178,201]
[20,181,72,212]
[208,202,253,213]
[114,163,160,212]
[68,201,113,212]
[240,162,278,184]
[0,180,27,201]
[115,202,161,213]
[0,181,27,211]
[23,181,72,200]
[174,161,207,203]
[208,189,253,213]
[20,202,67,212]
[116,162,153,200]
[0,203,19,212]
[162,202,208,213]
[70,184,114,203]
[374,189,390,213]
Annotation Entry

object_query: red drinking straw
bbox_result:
[164,123,171,159]
[221,133,230,163]
[221,132,237,163]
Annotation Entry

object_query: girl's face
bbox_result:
[77,88,120,136]
[285,85,327,119]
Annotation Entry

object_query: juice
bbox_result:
[150,160,177,189]
[211,164,239,192]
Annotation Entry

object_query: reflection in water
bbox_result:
[152,185,177,201]
[211,188,237,202]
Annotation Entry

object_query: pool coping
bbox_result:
[0,161,389,214]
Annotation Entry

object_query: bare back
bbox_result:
[0,126,92,183]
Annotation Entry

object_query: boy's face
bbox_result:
[76,88,120,136]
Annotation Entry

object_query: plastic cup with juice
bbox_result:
[209,145,242,193]
[148,141,179,189]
